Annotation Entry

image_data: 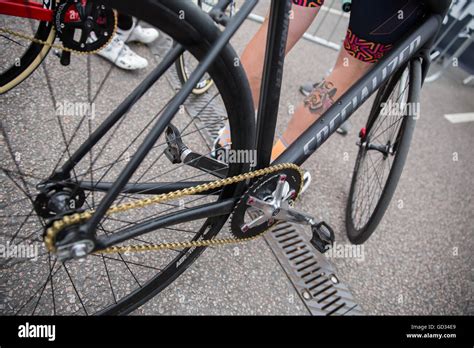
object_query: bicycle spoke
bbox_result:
[48,252,57,315]
[14,259,59,315]
[63,262,89,315]
[9,207,36,243]
[370,80,409,137]
[99,254,117,304]
[0,33,26,47]
[91,253,162,272]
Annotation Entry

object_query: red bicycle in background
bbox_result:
[0,0,117,94]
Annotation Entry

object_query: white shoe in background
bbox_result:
[97,36,148,70]
[117,18,159,44]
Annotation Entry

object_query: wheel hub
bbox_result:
[52,223,96,261]
[34,183,85,218]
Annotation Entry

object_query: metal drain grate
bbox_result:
[265,222,363,315]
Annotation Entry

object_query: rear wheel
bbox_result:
[1,0,254,315]
[346,59,422,244]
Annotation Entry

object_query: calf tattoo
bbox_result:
[304,80,337,115]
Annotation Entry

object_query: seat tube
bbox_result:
[255,0,292,169]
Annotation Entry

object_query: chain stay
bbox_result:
[44,163,304,255]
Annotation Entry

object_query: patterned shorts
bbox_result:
[292,0,425,63]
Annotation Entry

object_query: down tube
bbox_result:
[274,15,440,166]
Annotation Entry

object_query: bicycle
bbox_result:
[0,0,121,94]
[0,0,451,315]
[0,0,219,94]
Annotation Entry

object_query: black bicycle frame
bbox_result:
[255,0,292,169]
[47,0,447,249]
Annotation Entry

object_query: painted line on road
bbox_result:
[444,112,474,124]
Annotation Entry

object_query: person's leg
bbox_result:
[213,1,323,154]
[277,46,370,148]
[242,3,322,105]
[269,0,426,161]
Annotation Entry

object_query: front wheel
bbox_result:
[346,58,422,244]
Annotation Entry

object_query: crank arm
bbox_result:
[182,152,228,179]
[273,203,317,226]
[248,197,335,254]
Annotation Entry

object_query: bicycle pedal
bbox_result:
[164,123,188,164]
[310,221,335,253]
[164,123,228,178]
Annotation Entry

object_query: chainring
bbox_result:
[230,167,303,239]
[54,0,116,53]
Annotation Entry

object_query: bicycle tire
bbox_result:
[346,58,422,245]
[95,0,254,314]
[175,51,215,95]
[0,1,55,94]
[174,0,215,95]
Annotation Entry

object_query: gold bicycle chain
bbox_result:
[44,163,304,255]
[0,27,79,54]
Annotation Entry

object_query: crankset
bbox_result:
[163,123,334,252]
[54,0,116,64]
[230,168,335,253]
